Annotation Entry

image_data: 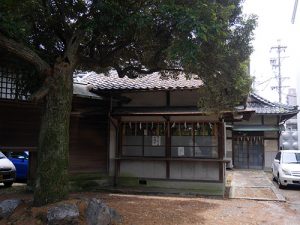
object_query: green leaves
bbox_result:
[0,0,256,112]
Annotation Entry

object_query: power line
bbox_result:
[254,77,275,86]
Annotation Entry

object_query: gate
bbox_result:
[233,133,264,169]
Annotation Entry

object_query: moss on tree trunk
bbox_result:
[33,62,73,206]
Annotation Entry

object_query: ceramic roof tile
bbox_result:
[73,73,298,115]
[246,93,298,115]
[74,71,203,91]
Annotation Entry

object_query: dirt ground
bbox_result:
[0,187,299,225]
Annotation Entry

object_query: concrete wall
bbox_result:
[264,139,278,169]
[264,131,279,169]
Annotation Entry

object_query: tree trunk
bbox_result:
[33,61,73,206]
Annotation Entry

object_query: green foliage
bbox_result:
[198,61,253,112]
[1,1,256,106]
[0,0,257,115]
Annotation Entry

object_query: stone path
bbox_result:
[228,170,285,201]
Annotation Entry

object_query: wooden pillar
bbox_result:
[114,119,122,186]
[166,119,171,179]
[218,121,225,182]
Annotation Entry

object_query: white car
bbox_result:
[0,151,16,187]
[272,150,300,189]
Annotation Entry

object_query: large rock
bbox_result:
[47,203,79,225]
[0,199,22,219]
[85,198,111,225]
[109,207,122,224]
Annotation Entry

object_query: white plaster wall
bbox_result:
[170,90,199,106]
[226,129,232,138]
[226,140,232,157]
[122,91,166,107]
[264,116,278,125]
[235,115,262,125]
[169,162,219,180]
[264,131,278,138]
[120,161,166,178]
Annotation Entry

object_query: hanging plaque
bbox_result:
[178,147,185,156]
[152,136,161,146]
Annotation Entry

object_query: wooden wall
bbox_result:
[69,114,108,174]
[0,101,40,148]
[0,97,109,178]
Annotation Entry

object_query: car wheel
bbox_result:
[277,174,284,189]
[3,181,13,187]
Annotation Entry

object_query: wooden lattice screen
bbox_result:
[0,67,29,100]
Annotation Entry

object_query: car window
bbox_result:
[275,152,281,160]
[282,152,300,164]
[0,152,5,159]
[9,152,29,160]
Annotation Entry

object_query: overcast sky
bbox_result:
[242,0,300,103]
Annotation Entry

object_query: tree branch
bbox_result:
[114,64,183,78]
[0,33,50,74]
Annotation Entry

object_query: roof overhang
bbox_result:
[111,107,207,116]
[232,125,281,132]
[220,110,255,122]
[111,107,255,121]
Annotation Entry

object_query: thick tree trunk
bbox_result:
[33,61,73,206]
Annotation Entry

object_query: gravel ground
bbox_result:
[0,189,299,225]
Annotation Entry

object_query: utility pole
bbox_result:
[270,41,288,103]
[292,0,298,24]
[291,0,300,150]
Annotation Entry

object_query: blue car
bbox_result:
[7,151,29,181]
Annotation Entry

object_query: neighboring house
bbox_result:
[76,72,251,196]
[226,93,299,170]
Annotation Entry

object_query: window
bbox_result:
[0,67,29,100]
[171,123,193,157]
[171,122,218,158]
[275,152,281,160]
[121,121,219,159]
[282,152,300,163]
[122,122,166,157]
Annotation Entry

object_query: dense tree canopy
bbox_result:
[0,0,256,205]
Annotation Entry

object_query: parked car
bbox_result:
[7,151,29,181]
[0,151,16,187]
[272,150,300,188]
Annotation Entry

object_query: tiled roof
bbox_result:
[73,83,102,99]
[247,93,298,115]
[73,72,298,116]
[74,71,203,91]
